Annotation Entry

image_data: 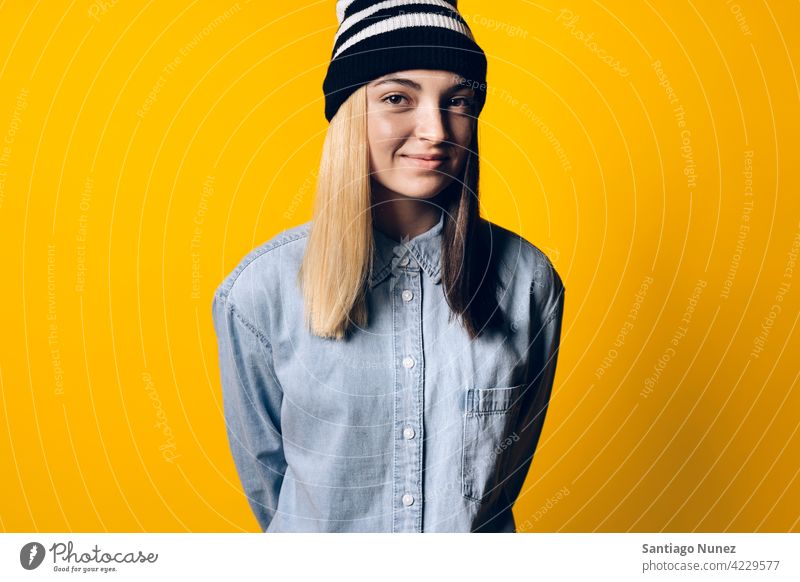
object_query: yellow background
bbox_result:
[1,1,798,532]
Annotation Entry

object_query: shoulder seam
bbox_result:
[216,292,273,350]
[543,284,566,326]
[489,221,554,267]
[217,225,309,299]
[510,230,552,266]
[491,223,559,295]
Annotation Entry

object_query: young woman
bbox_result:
[212,0,565,532]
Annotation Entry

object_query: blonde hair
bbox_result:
[299,84,502,341]
[298,86,371,340]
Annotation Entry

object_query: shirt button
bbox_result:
[402,493,414,506]
[403,426,415,439]
[402,356,415,369]
[398,256,410,267]
[401,289,413,302]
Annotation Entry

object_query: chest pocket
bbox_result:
[461,384,525,504]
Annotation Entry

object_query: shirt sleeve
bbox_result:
[211,290,287,532]
[501,264,565,510]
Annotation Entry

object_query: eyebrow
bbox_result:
[369,77,474,92]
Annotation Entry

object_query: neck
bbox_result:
[370,183,445,242]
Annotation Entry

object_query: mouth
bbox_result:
[401,155,448,170]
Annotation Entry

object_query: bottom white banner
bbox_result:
[1,533,798,581]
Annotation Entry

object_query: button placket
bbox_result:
[391,258,424,532]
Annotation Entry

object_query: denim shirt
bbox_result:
[211,211,565,532]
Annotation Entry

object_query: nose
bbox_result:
[413,101,449,143]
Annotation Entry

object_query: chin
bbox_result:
[387,172,453,197]
[391,182,448,199]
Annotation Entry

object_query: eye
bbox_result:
[383,94,409,106]
[449,96,474,108]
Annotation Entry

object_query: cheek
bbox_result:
[368,116,394,150]
[453,125,474,159]
[454,120,474,147]
[367,123,384,172]
[368,114,411,156]
[368,127,397,184]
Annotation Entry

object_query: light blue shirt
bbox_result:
[211,211,565,532]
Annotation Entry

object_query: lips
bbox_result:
[403,154,448,161]
[402,154,449,170]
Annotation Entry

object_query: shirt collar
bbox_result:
[369,211,444,288]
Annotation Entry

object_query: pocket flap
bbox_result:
[466,384,526,414]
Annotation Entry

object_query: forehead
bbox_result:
[368,69,472,90]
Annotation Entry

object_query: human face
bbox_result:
[366,69,477,201]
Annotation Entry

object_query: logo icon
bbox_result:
[20,542,46,570]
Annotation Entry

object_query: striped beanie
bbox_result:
[322,0,488,122]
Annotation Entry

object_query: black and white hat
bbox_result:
[322,0,488,122]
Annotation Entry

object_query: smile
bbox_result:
[402,155,448,170]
